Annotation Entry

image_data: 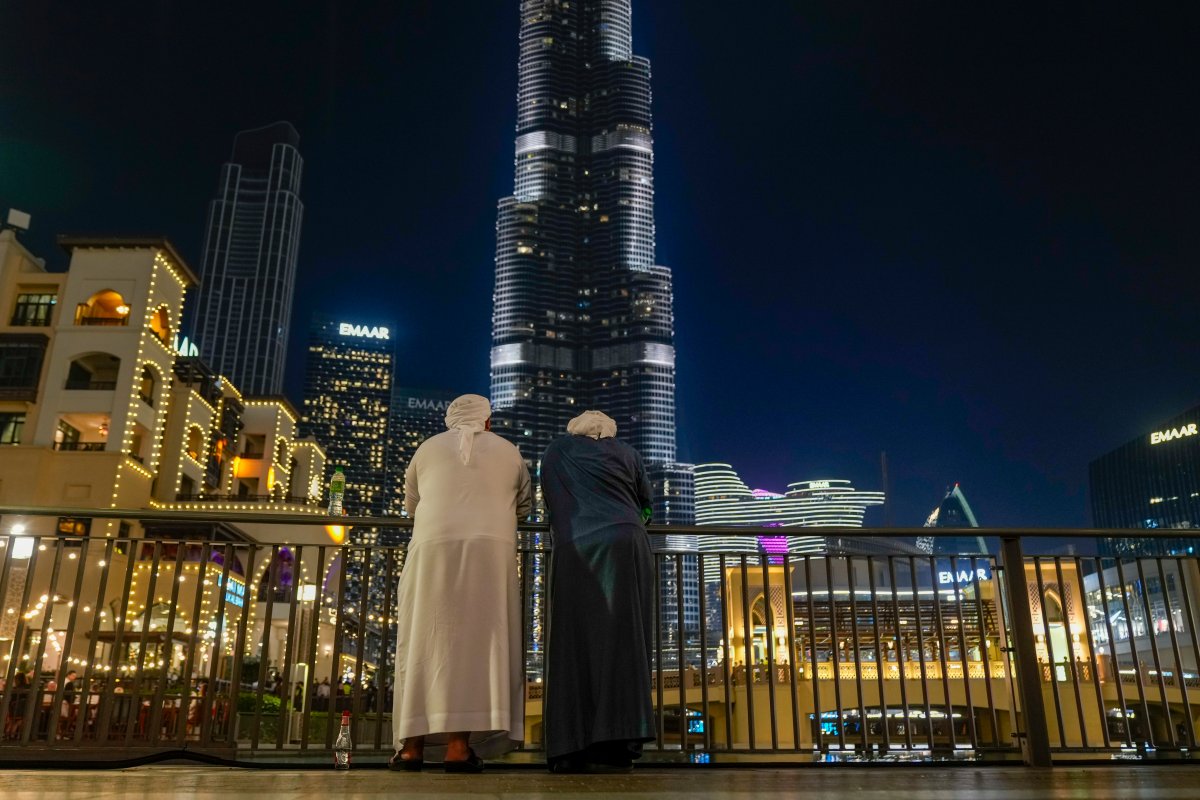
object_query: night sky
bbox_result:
[2,2,1198,528]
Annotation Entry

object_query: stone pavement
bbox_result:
[2,765,1200,799]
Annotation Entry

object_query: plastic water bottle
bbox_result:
[333,710,352,769]
[328,468,345,516]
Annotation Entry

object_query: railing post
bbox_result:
[1000,535,1052,767]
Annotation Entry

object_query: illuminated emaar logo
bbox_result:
[939,567,991,585]
[338,322,390,340]
[1150,423,1198,445]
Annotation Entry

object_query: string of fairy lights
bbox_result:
[0,247,412,686]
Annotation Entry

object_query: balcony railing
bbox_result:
[64,379,117,391]
[51,441,106,452]
[76,316,128,327]
[173,493,319,506]
[0,504,1197,767]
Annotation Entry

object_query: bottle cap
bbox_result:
[342,710,351,720]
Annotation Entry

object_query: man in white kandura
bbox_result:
[389,394,532,773]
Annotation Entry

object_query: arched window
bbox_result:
[186,426,205,460]
[149,307,171,344]
[139,365,157,406]
[65,353,120,390]
[75,289,130,326]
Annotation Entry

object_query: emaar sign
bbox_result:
[938,565,992,585]
[1150,423,1197,445]
[338,322,390,340]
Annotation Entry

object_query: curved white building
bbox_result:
[694,463,885,577]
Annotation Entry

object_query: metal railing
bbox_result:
[64,380,118,391]
[0,505,1197,765]
[173,494,320,506]
[51,442,106,452]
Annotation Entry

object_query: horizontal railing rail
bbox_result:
[0,504,1197,766]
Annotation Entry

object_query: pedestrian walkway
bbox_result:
[2,766,1200,799]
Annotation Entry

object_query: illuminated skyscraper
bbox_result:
[384,386,458,515]
[1091,405,1200,557]
[694,463,886,579]
[298,315,393,519]
[917,484,988,555]
[489,0,676,474]
[192,122,304,395]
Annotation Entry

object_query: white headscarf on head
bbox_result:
[566,410,617,440]
[444,394,492,464]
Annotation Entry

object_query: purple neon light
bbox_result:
[758,535,789,555]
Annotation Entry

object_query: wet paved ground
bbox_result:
[2,766,1200,800]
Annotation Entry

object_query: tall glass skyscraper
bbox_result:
[384,386,459,516]
[192,122,304,395]
[298,314,393,520]
[917,483,989,555]
[490,0,676,474]
[1091,405,1200,557]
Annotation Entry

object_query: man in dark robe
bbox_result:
[541,410,655,773]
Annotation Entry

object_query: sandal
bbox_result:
[388,751,424,772]
[443,748,484,773]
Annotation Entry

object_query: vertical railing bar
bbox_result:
[950,556,979,750]
[907,556,935,752]
[968,556,1000,749]
[823,554,845,752]
[519,547,531,749]
[1032,556,1068,749]
[1133,556,1175,748]
[200,542,235,746]
[299,545,328,752]
[997,538,1052,766]
[1156,557,1193,749]
[374,545,393,752]
[805,556,821,753]
[227,544,258,752]
[1052,556,1090,749]
[174,542,212,749]
[1094,557,1133,747]
[1,544,42,742]
[654,552,665,751]
[739,554,756,751]
[697,553,712,752]
[250,545,279,750]
[1170,555,1200,749]
[718,553,734,751]
[96,540,138,743]
[927,555,957,752]
[994,558,1023,746]
[75,537,116,744]
[781,552,801,751]
[846,556,869,753]
[1113,557,1155,748]
[147,540,189,746]
[325,542,351,751]
[0,539,19,737]
[760,552,779,751]
[866,556,890,753]
[121,540,162,747]
[275,545,303,750]
[49,537,92,743]
[1073,556,1110,750]
[20,539,65,745]
[351,544,371,733]
[675,553,690,753]
[887,556,913,751]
